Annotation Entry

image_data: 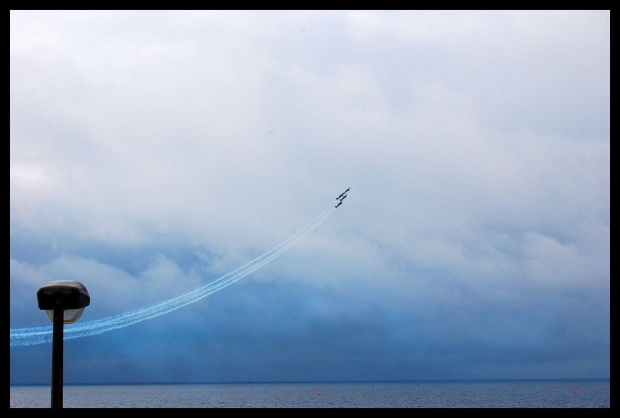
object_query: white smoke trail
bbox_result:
[11,202,337,347]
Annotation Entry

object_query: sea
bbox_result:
[9,379,610,408]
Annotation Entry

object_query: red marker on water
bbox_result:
[316,392,321,396]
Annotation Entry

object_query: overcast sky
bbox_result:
[10,10,609,385]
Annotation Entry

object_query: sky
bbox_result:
[10,10,609,385]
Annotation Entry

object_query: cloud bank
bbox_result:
[10,10,609,384]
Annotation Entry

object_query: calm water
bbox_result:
[10,380,610,408]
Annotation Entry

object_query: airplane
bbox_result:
[339,194,347,201]
[336,187,350,200]
[335,201,343,208]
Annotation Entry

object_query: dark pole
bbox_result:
[51,306,64,409]
[38,280,89,408]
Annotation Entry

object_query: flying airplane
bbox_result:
[335,201,343,208]
[339,194,347,201]
[336,187,350,200]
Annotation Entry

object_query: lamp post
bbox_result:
[37,280,90,409]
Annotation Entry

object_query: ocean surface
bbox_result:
[10,379,610,408]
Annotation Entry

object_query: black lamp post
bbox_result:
[37,281,90,409]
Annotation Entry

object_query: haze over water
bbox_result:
[10,380,610,408]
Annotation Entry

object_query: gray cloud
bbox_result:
[10,10,609,384]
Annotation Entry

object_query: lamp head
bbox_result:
[37,280,90,324]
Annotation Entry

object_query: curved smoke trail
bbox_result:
[10,202,337,347]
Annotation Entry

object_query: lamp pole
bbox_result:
[51,306,64,408]
[37,280,90,409]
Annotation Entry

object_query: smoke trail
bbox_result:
[10,203,337,347]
